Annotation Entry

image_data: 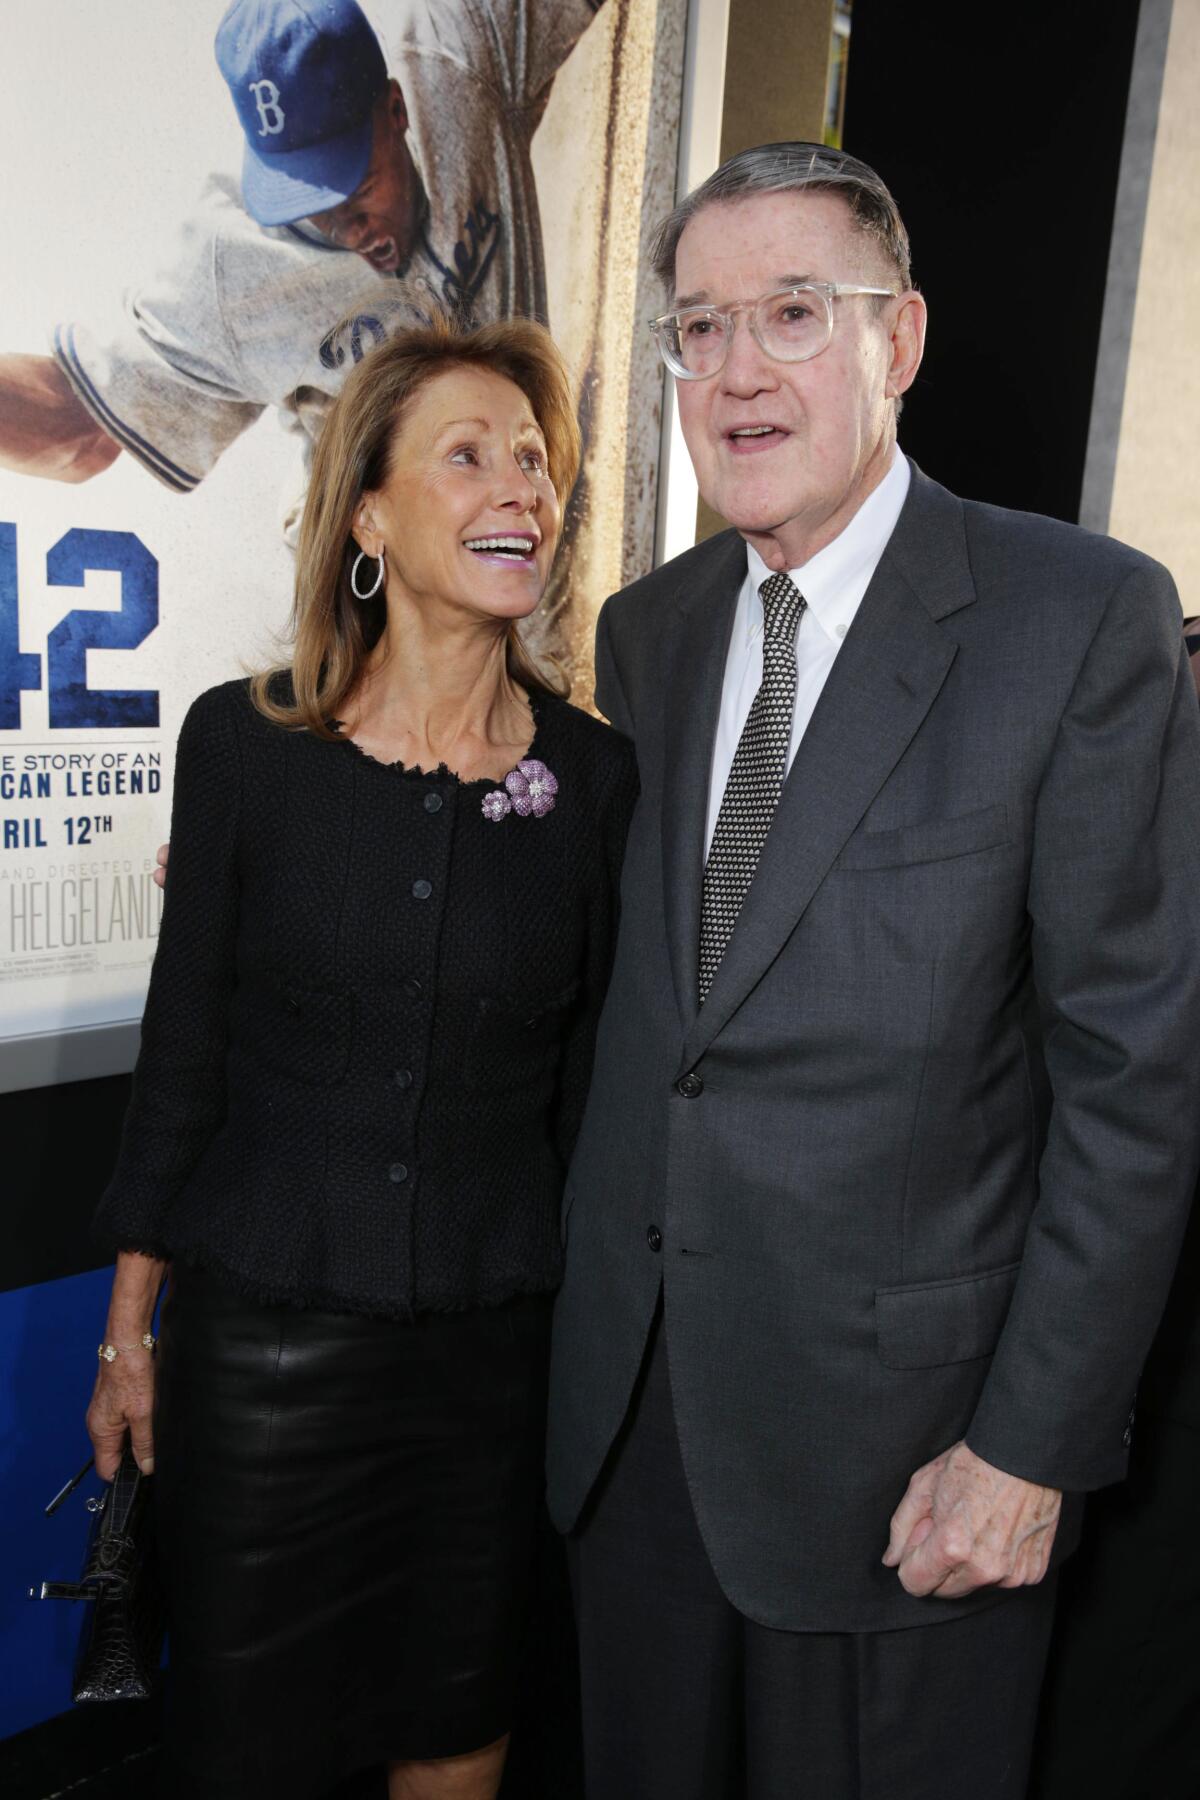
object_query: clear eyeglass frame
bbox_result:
[649,282,898,379]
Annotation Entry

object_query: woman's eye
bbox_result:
[521,449,545,473]
[450,447,479,466]
[684,317,712,338]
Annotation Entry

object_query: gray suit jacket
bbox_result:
[546,462,1200,1633]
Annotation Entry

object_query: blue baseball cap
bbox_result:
[216,0,388,227]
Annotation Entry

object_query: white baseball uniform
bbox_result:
[52,0,603,504]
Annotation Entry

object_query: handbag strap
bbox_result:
[35,1580,96,1603]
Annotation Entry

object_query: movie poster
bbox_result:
[0,0,686,1083]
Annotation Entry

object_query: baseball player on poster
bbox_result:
[0,0,605,555]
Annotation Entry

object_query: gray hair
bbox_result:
[650,141,912,297]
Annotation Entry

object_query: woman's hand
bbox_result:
[86,1251,168,1479]
[87,1347,157,1478]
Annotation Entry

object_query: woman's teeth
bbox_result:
[464,536,535,559]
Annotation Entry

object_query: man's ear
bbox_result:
[885,291,927,402]
[386,77,408,138]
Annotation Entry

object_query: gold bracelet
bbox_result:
[98,1334,156,1362]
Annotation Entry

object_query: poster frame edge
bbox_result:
[0,1020,140,1095]
[654,0,730,568]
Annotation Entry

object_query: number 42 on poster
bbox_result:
[0,520,160,730]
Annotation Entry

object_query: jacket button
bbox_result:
[677,1072,703,1098]
[424,792,444,813]
[393,1068,413,1090]
[646,1225,663,1252]
[389,1162,409,1184]
[412,879,433,900]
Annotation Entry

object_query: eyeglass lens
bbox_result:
[664,288,834,375]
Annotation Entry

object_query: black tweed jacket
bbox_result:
[95,678,637,1318]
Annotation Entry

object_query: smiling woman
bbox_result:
[253,314,582,741]
[351,366,559,631]
[85,312,635,1800]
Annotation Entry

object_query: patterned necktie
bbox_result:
[698,571,807,1002]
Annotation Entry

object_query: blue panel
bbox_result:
[0,1266,124,1739]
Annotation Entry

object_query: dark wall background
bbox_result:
[2,1075,131,1292]
[843,0,1142,524]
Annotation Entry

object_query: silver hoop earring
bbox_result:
[351,548,385,599]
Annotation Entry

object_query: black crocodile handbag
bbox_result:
[37,1448,165,1701]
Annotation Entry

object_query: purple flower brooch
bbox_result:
[482,758,558,822]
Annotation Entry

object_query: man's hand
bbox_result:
[0,354,121,482]
[883,1440,1061,1599]
[152,842,169,890]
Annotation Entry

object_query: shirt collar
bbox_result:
[742,450,912,646]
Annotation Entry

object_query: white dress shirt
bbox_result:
[704,451,912,858]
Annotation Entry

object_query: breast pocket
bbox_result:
[231,972,355,1088]
[836,804,1011,872]
[465,979,582,1093]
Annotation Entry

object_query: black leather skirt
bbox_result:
[152,1264,551,1799]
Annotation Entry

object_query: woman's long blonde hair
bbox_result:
[251,314,582,736]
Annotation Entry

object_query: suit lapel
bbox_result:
[677,465,977,1074]
[660,532,746,1028]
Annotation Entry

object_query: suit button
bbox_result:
[404,977,423,999]
[389,1162,409,1184]
[412,879,433,900]
[1123,1425,1133,1448]
[393,1068,413,1090]
[677,1072,703,1098]
[424,792,444,813]
[646,1225,662,1252]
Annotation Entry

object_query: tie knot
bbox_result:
[759,572,805,642]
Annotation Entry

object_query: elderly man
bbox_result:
[546,142,1200,1799]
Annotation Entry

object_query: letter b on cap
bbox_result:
[249,78,285,135]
